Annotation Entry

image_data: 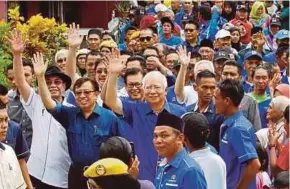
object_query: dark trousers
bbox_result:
[30,176,66,189]
[68,163,88,189]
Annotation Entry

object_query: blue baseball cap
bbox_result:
[275,30,290,40]
[244,51,263,61]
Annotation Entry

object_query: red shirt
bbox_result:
[277,141,289,171]
[230,18,253,45]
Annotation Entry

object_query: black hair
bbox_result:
[274,171,289,188]
[126,56,146,70]
[276,46,289,57]
[184,19,199,30]
[85,50,102,63]
[182,113,209,149]
[87,28,102,38]
[222,1,237,21]
[73,77,99,92]
[0,84,8,96]
[251,27,263,35]
[93,174,141,189]
[199,5,212,21]
[125,26,138,34]
[222,60,242,76]
[199,39,214,49]
[195,70,216,85]
[124,68,144,85]
[284,105,289,123]
[120,50,133,56]
[251,64,271,79]
[217,79,244,107]
[99,136,133,166]
[256,140,268,172]
[165,49,178,57]
[101,31,115,41]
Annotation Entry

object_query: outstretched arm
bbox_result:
[7,29,31,102]
[65,23,84,87]
[31,53,56,110]
[175,46,191,103]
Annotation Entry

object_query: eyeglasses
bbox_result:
[46,80,63,86]
[127,82,142,89]
[184,28,196,33]
[75,90,96,96]
[140,36,153,42]
[144,85,163,91]
[96,69,107,74]
[57,58,66,63]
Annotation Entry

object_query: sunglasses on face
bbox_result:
[46,80,63,86]
[140,36,153,42]
[75,90,96,96]
[184,28,196,33]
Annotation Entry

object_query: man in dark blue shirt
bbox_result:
[105,64,186,182]
[153,111,207,189]
[215,79,260,189]
[182,20,199,54]
[186,70,224,151]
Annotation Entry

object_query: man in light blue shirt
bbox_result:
[159,17,183,48]
[154,111,207,189]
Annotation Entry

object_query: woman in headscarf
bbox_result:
[229,27,243,52]
[249,2,271,28]
[256,96,289,150]
[221,1,236,21]
[274,84,290,99]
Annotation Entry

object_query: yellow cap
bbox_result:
[129,31,140,41]
[84,158,128,178]
[100,40,117,49]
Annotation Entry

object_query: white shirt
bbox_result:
[0,143,26,189]
[20,88,71,188]
[189,148,227,189]
[177,86,198,106]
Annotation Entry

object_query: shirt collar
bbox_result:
[189,147,211,158]
[145,100,172,115]
[76,103,101,116]
[223,111,243,127]
[193,100,215,113]
[0,142,6,150]
[8,89,19,99]
[168,148,187,168]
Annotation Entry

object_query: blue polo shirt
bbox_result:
[154,148,207,189]
[166,86,185,107]
[49,103,120,166]
[186,100,225,152]
[159,35,183,48]
[122,100,186,182]
[3,121,30,159]
[182,41,199,54]
[220,111,257,189]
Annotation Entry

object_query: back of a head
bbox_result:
[274,171,289,188]
[94,174,141,189]
[284,106,289,124]
[217,79,244,107]
[100,136,132,166]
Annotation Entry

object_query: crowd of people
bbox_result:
[0,0,289,189]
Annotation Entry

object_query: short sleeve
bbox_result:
[15,126,30,159]
[48,102,71,129]
[230,127,258,163]
[276,142,289,171]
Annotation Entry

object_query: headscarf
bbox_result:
[250,2,266,21]
[275,84,290,99]
[271,96,289,116]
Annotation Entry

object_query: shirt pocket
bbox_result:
[90,126,110,146]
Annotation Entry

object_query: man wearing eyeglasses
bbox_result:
[105,57,186,182]
[182,20,199,54]
[9,30,72,189]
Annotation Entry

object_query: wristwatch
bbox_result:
[268,144,276,150]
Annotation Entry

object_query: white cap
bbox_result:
[155,4,168,13]
[194,60,215,80]
[215,29,231,40]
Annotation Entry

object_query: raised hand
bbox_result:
[68,23,84,49]
[178,46,191,67]
[107,51,125,75]
[128,156,139,179]
[31,52,48,77]
[7,28,26,55]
